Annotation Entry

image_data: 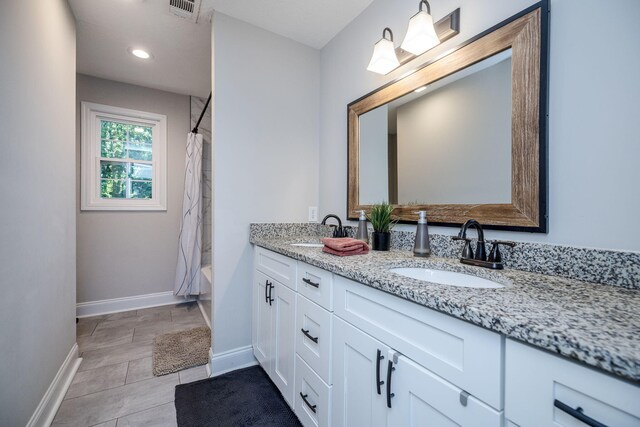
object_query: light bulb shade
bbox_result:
[401,11,440,55]
[367,37,400,75]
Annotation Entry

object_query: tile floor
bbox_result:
[53,302,209,426]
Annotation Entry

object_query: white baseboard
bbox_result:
[211,345,257,377]
[76,291,195,318]
[27,344,81,427]
[206,347,213,378]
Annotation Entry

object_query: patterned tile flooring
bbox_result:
[53,302,209,426]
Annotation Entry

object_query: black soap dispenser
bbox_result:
[413,211,431,257]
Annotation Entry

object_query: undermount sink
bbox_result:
[389,267,504,289]
[290,243,324,248]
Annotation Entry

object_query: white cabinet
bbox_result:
[294,262,335,427]
[333,316,501,427]
[332,317,390,427]
[271,281,296,404]
[333,275,503,410]
[253,246,638,427]
[252,270,271,366]
[252,269,296,406]
[505,339,640,427]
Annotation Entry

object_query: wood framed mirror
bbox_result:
[348,3,548,232]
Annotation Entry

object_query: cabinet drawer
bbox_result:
[296,294,333,384]
[297,261,333,311]
[255,247,297,290]
[333,276,503,409]
[505,339,640,427]
[295,355,331,427]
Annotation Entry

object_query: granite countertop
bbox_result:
[251,235,640,383]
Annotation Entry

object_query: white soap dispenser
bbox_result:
[355,210,369,243]
[413,211,431,257]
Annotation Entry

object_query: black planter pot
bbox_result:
[371,231,391,251]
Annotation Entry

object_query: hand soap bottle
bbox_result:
[355,210,369,243]
[413,211,431,257]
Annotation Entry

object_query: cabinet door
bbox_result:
[388,354,502,427]
[271,281,296,407]
[253,270,272,369]
[332,317,389,427]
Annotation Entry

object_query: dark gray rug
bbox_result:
[174,365,302,427]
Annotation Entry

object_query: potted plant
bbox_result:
[368,202,396,251]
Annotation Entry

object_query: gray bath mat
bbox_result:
[153,326,211,376]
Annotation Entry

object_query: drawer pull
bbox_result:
[300,393,317,413]
[554,400,608,427]
[264,280,271,303]
[376,349,385,395]
[386,360,395,408]
[303,277,320,288]
[267,282,274,306]
[301,328,319,343]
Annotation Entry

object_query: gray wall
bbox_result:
[0,0,77,425]
[396,57,512,204]
[76,75,190,303]
[212,13,320,354]
[319,0,640,251]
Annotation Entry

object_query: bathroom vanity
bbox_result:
[251,231,639,427]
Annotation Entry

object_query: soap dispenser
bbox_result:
[413,211,431,257]
[355,210,369,243]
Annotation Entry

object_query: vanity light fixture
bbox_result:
[366,28,400,75]
[367,2,460,75]
[401,1,440,55]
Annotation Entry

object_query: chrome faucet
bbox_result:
[452,219,515,270]
[321,214,347,238]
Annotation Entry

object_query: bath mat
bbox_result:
[175,366,301,427]
[153,326,211,376]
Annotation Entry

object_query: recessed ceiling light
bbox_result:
[130,48,151,59]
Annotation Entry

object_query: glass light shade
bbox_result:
[367,38,400,75]
[401,11,440,56]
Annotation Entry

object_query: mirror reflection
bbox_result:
[359,49,513,206]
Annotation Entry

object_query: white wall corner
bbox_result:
[26,344,81,427]
[76,291,196,318]
[211,345,257,377]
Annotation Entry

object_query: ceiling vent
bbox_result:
[169,0,202,22]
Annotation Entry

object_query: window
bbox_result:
[81,102,167,210]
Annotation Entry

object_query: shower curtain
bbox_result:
[174,132,203,297]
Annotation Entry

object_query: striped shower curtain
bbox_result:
[174,132,203,297]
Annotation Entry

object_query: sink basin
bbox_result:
[389,267,504,289]
[290,243,324,248]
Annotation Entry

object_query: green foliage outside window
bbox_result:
[99,120,153,199]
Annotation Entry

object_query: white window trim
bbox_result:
[81,102,167,211]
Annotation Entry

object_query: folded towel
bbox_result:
[321,237,369,252]
[322,246,369,257]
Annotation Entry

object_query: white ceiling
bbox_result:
[204,0,374,49]
[69,0,374,96]
[69,0,212,97]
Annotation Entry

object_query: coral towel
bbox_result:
[321,237,369,256]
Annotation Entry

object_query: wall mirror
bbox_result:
[348,4,548,232]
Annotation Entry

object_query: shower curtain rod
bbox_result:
[192,91,212,134]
